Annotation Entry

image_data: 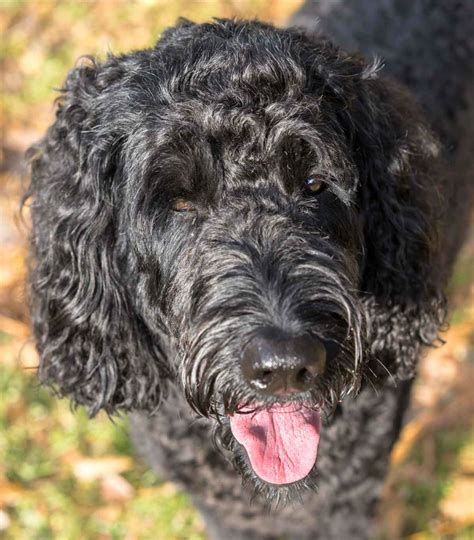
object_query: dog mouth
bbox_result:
[228,402,321,485]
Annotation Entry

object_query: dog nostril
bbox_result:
[254,370,273,388]
[296,367,315,386]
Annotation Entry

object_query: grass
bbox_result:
[399,431,473,537]
[0,360,205,540]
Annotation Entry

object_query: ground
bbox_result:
[0,2,473,539]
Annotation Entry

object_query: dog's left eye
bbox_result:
[172,198,197,212]
[304,175,326,194]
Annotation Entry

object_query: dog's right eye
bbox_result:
[303,175,327,195]
[172,198,197,212]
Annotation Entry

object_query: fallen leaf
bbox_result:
[406,533,431,540]
[0,248,26,289]
[458,441,474,475]
[0,340,38,369]
[18,341,39,370]
[100,474,134,502]
[0,315,30,339]
[138,482,178,498]
[390,414,430,466]
[0,509,10,531]
[0,480,27,506]
[71,456,133,482]
[4,399,27,422]
[440,475,474,524]
[93,504,122,523]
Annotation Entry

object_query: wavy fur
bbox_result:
[24,14,470,539]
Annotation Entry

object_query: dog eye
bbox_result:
[304,176,326,194]
[172,198,197,212]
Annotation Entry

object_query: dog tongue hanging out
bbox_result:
[229,404,321,484]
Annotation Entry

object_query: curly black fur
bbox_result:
[25,8,473,540]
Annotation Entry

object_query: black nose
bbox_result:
[241,328,326,397]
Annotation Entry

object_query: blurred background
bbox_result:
[0,1,473,539]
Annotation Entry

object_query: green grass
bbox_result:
[394,430,474,538]
[0,362,205,540]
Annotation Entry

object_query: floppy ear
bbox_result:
[26,57,169,415]
[345,72,447,377]
[296,30,448,377]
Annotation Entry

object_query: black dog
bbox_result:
[25,2,473,538]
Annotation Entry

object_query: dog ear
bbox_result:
[340,68,447,377]
[297,33,448,377]
[26,57,169,415]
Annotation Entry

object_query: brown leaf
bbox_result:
[92,504,122,523]
[0,340,38,370]
[390,414,430,466]
[0,315,30,339]
[440,475,474,524]
[100,474,134,502]
[0,480,27,506]
[138,482,178,498]
[458,441,474,475]
[0,509,11,532]
[4,399,27,422]
[0,248,26,290]
[71,456,133,482]
[18,341,39,370]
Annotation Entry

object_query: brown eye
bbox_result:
[172,198,197,212]
[304,175,326,194]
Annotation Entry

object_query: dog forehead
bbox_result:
[153,102,355,184]
[150,96,329,159]
[124,99,358,203]
[155,21,309,98]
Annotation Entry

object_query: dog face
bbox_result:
[130,90,366,490]
[130,90,366,409]
[27,19,444,497]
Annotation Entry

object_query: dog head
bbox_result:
[26,19,445,496]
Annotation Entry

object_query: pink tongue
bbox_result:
[229,404,321,485]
